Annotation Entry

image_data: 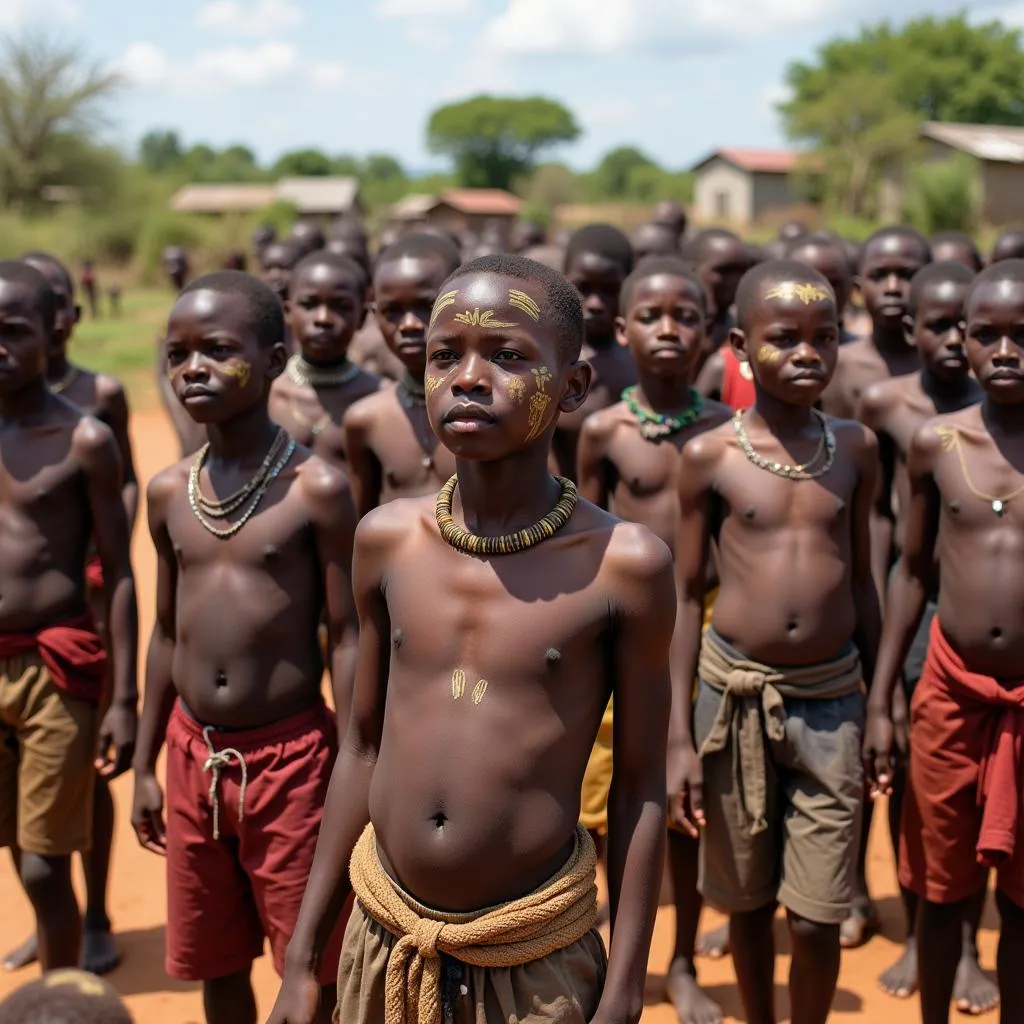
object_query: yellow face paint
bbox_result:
[755,347,781,365]
[451,669,466,700]
[222,361,252,387]
[763,282,832,305]
[505,375,526,406]
[453,308,519,329]
[430,290,458,329]
[524,366,554,443]
[508,289,540,321]
[425,373,443,396]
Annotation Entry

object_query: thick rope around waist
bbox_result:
[349,823,598,1024]
[698,629,861,836]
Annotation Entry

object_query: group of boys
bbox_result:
[0,207,1022,1024]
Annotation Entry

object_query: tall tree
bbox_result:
[427,95,580,190]
[0,32,121,208]
[272,147,333,177]
[139,129,184,174]
[592,146,659,198]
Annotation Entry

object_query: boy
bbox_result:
[131,271,356,1024]
[578,255,730,1024]
[631,223,679,262]
[866,259,1024,1024]
[268,254,674,1024]
[162,248,190,292]
[821,226,931,419]
[653,200,688,247]
[931,232,983,272]
[1,251,139,976]
[555,224,638,479]
[989,228,1024,265]
[0,970,133,1024]
[270,251,380,467]
[260,240,302,306]
[858,261,995,1014]
[671,261,880,1024]
[288,221,325,257]
[0,261,137,972]
[343,233,460,517]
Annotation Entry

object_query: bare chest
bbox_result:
[372,409,456,493]
[607,428,681,498]
[0,434,84,517]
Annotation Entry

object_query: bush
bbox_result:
[135,213,211,284]
[903,153,979,235]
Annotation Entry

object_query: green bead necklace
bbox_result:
[623,386,704,440]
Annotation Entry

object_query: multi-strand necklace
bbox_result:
[49,364,80,395]
[936,424,1024,516]
[623,386,704,440]
[733,409,836,480]
[188,428,295,539]
[285,354,360,389]
[397,372,435,470]
[436,475,578,556]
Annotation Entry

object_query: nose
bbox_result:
[399,311,424,335]
[182,351,209,380]
[884,272,902,294]
[658,314,680,339]
[583,293,605,313]
[994,335,1020,362]
[451,350,492,396]
[792,340,821,364]
[314,303,332,326]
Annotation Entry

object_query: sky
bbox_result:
[3,0,1024,174]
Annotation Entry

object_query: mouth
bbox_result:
[988,369,1023,382]
[396,337,426,353]
[180,384,216,401]
[788,371,826,384]
[442,403,496,431]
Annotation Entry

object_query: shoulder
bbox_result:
[295,448,352,504]
[826,414,878,457]
[569,498,673,585]
[598,514,675,613]
[354,494,432,559]
[146,458,189,514]
[910,409,966,467]
[70,407,117,461]
[698,397,732,429]
[93,372,128,408]
[342,383,394,430]
[857,378,898,427]
[580,401,626,441]
[681,415,733,469]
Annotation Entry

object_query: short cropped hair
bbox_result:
[21,251,74,296]
[439,253,584,363]
[375,232,461,283]
[0,970,133,1024]
[259,240,301,270]
[990,229,1024,264]
[620,256,707,312]
[0,260,57,333]
[291,250,368,295]
[908,261,975,316]
[179,271,285,348]
[681,228,744,267]
[860,226,932,270]
[564,224,634,277]
[930,231,983,272]
[967,258,1024,314]
[734,260,836,333]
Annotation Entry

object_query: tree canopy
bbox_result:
[427,95,580,190]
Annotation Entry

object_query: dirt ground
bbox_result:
[0,407,1000,1022]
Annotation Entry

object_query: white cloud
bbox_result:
[195,0,303,37]
[0,0,81,30]
[307,60,351,91]
[376,0,475,15]
[758,83,792,125]
[116,41,297,93]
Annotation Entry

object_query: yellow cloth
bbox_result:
[697,627,861,837]
[580,589,718,833]
[348,823,598,1024]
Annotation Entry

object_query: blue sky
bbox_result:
[3,0,1022,174]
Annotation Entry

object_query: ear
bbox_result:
[559,359,594,414]
[614,316,628,347]
[266,341,288,381]
[729,326,749,363]
[902,313,916,348]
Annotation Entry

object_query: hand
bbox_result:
[132,770,167,855]
[863,707,894,798]
[96,703,137,779]
[666,742,704,838]
[890,682,910,761]
[265,963,321,1024]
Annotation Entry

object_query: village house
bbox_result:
[690,148,805,226]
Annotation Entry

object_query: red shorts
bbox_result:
[900,619,1024,907]
[165,699,348,982]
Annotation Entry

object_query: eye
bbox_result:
[494,349,523,362]
[431,349,457,364]
[166,346,186,365]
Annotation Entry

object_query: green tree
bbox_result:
[272,147,332,177]
[0,32,122,208]
[592,146,658,198]
[330,154,362,178]
[426,95,580,189]
[903,152,979,235]
[139,129,184,173]
[363,153,405,184]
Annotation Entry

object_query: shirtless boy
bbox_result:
[653,200,688,247]
[343,233,461,517]
[132,271,356,1024]
[578,255,730,1024]
[270,251,380,467]
[865,259,1024,1024]
[931,232,983,272]
[672,261,881,1024]
[268,254,674,1024]
[0,261,138,972]
[822,227,931,419]
[857,261,995,1013]
[2,251,139,976]
[260,241,302,306]
[555,224,638,479]
[631,223,679,263]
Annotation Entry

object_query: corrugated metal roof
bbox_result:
[442,189,522,215]
[277,176,361,212]
[922,121,1024,163]
[169,177,361,214]
[390,193,440,219]
[170,184,279,213]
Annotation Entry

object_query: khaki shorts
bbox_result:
[0,652,98,856]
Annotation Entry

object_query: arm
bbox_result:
[849,423,883,694]
[864,424,941,791]
[131,471,181,853]
[342,401,383,519]
[305,457,358,738]
[597,531,674,1024]
[695,350,724,400]
[270,510,396,1021]
[98,377,140,527]
[665,436,717,835]
[856,387,895,606]
[80,419,139,778]
[576,414,612,509]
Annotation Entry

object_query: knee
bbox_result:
[20,853,71,905]
[787,911,839,947]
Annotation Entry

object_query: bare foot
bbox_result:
[954,954,999,1016]
[666,959,722,1024]
[82,927,120,976]
[2,935,37,972]
[879,938,917,999]
[694,923,730,959]
[840,899,879,949]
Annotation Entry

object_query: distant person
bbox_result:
[222,250,247,273]
[80,260,99,319]
[632,222,679,262]
[288,220,326,256]
[653,199,688,245]
[259,240,302,307]
[930,231,983,272]
[106,285,122,319]
[0,970,133,1024]
[990,227,1024,265]
[777,220,810,244]
[251,224,276,262]
[511,219,546,252]
[161,247,190,293]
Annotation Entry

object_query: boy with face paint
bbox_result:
[858,263,996,1014]
[0,261,137,975]
[554,224,638,481]
[344,234,461,517]
[672,261,881,1024]
[133,271,356,1024]
[270,251,381,468]
[578,255,729,1024]
[269,254,674,1024]
[0,252,139,977]
[866,260,1024,1024]
[821,226,931,420]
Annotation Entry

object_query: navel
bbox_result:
[949,501,961,514]
[432,812,447,830]
[215,669,227,688]
[787,620,798,636]
[991,627,1003,642]
[545,647,561,667]
[743,507,756,521]
[392,628,404,649]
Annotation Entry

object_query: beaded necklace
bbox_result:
[732,409,835,480]
[49,363,80,395]
[435,475,577,556]
[396,372,427,408]
[285,354,360,389]
[623,386,704,440]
